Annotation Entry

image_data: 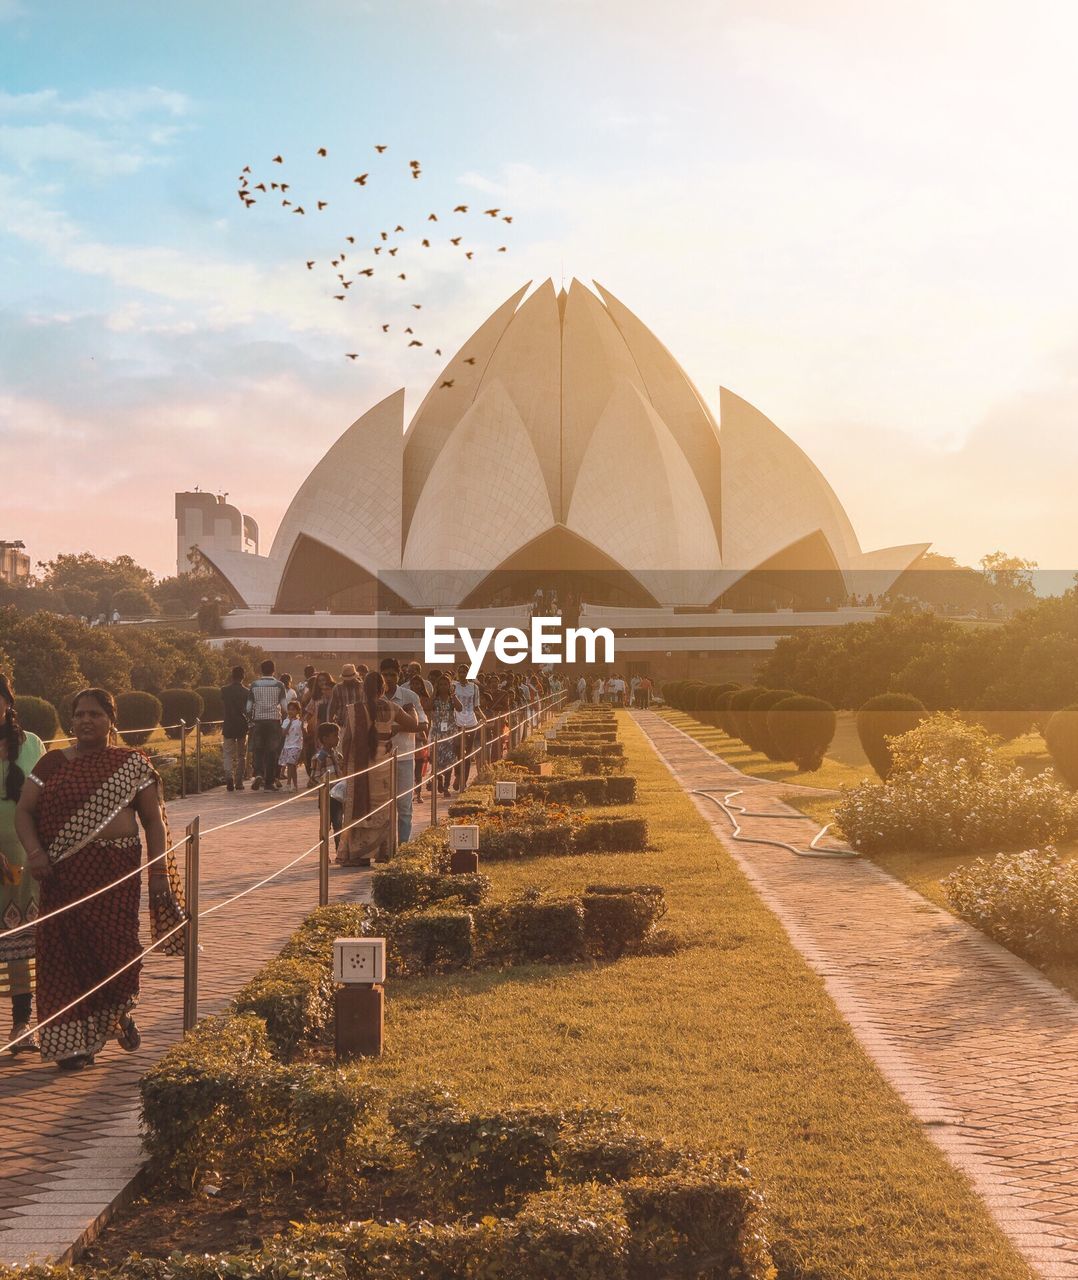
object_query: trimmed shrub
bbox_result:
[715,687,740,736]
[856,692,928,779]
[232,956,334,1059]
[159,687,204,739]
[396,907,475,972]
[745,689,796,758]
[557,1111,676,1184]
[116,689,162,747]
[582,890,662,957]
[15,695,60,743]
[372,864,490,912]
[280,902,369,965]
[767,695,836,770]
[508,891,587,961]
[622,1154,775,1279]
[1045,705,1078,788]
[502,1183,629,1277]
[575,817,649,852]
[195,684,225,722]
[728,686,767,743]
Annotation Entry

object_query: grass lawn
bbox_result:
[662,708,1078,1003]
[354,711,1033,1280]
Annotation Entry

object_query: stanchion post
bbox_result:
[388,751,398,858]
[479,719,487,773]
[182,816,200,1033]
[194,718,203,794]
[179,720,188,800]
[430,731,439,826]
[319,778,331,907]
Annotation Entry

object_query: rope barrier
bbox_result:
[2,689,565,1055]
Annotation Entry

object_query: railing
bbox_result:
[1,689,568,1053]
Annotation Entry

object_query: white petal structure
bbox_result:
[204,279,927,612]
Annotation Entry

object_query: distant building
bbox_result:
[175,492,258,578]
[0,540,30,587]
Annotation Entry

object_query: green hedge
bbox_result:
[520,776,636,806]
[15,695,60,743]
[232,956,334,1059]
[116,689,162,747]
[575,817,649,852]
[856,692,928,780]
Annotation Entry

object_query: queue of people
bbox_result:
[577,672,653,707]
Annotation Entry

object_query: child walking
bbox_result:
[279,700,305,790]
[310,722,345,849]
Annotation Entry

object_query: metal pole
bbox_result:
[194,718,203,794]
[182,816,200,1033]
[318,778,330,907]
[479,719,487,773]
[430,730,439,826]
[179,720,187,800]
[388,751,398,858]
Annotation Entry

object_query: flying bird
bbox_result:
[282,199,291,206]
[317,201,328,210]
[280,183,290,191]
[388,247,398,255]
[465,251,474,259]
[408,339,422,346]
[375,144,387,153]
[435,348,442,355]
[332,258,339,267]
[294,206,305,214]
[334,294,345,300]
[382,324,390,332]
[353,174,368,185]
[255,183,266,191]
[373,246,382,254]
[306,260,315,269]
[440,379,454,388]
[272,154,283,163]
[359,267,374,276]
[453,205,468,213]
[484,208,500,217]
[341,281,352,288]
[339,251,346,259]
[411,169,421,179]
[498,246,507,252]
[346,353,359,360]
[450,237,462,245]
[404,327,414,334]
[346,235,355,243]
[421,238,430,247]
[394,224,404,232]
[271,182,279,190]
[503,215,513,223]
[409,159,420,169]
[398,272,406,279]
[428,213,438,221]
[380,231,388,240]
[317,147,327,156]
[242,165,251,173]
[463,357,477,365]
[412,303,422,309]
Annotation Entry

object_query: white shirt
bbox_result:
[390,684,424,757]
[453,680,481,728]
[280,717,304,751]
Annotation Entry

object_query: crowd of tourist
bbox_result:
[577,672,653,708]
[0,659,572,1072]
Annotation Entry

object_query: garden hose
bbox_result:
[691,788,859,860]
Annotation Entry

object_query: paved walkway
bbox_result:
[0,780,438,1266]
[637,710,1078,1280]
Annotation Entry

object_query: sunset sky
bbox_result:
[2,0,1076,579]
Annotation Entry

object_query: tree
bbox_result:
[112,587,158,618]
[980,550,1037,598]
[0,609,84,706]
[36,553,155,614]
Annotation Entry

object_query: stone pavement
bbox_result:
[0,778,438,1266]
[636,710,1078,1280]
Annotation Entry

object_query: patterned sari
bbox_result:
[29,746,182,1062]
[338,699,394,865]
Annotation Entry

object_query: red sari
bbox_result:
[29,746,176,1062]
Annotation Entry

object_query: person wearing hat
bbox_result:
[328,662,367,727]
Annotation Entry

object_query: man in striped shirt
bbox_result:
[246,659,290,790]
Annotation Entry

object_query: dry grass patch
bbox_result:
[352,712,1032,1280]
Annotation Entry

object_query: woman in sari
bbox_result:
[15,688,183,1070]
[337,671,417,865]
[0,673,46,1053]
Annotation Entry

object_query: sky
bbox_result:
[2,0,1077,579]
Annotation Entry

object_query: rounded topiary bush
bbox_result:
[728,686,767,744]
[1045,705,1078,789]
[714,687,740,736]
[661,681,686,709]
[159,688,204,739]
[678,681,708,712]
[768,695,836,771]
[856,692,928,780]
[196,685,225,723]
[745,689,796,759]
[16,696,60,744]
[116,690,163,747]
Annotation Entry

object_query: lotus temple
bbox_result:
[182,279,928,679]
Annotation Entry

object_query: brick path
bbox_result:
[0,778,438,1265]
[638,710,1078,1280]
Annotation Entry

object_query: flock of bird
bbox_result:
[234,144,515,379]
